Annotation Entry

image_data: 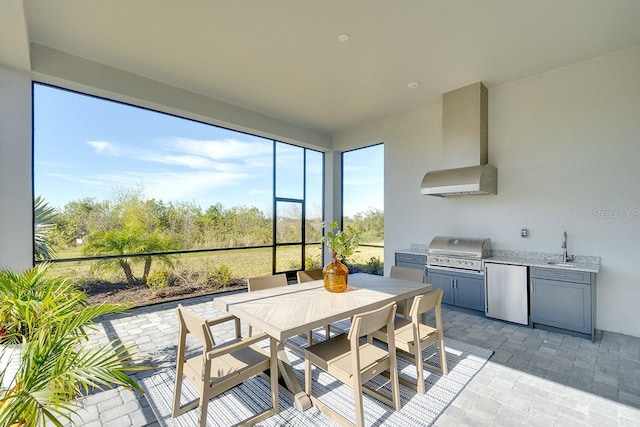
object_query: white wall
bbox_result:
[0,66,33,271]
[333,46,640,338]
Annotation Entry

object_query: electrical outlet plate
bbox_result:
[521,228,529,238]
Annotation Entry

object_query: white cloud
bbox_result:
[248,188,271,196]
[46,172,107,187]
[172,138,272,160]
[87,140,119,155]
[139,153,221,169]
[86,137,273,174]
[97,169,252,202]
[71,137,281,208]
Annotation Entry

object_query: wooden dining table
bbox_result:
[213,272,433,411]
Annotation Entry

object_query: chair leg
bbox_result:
[415,344,426,394]
[172,331,186,417]
[307,330,313,346]
[172,370,183,417]
[304,358,312,395]
[439,333,448,375]
[389,350,401,410]
[197,387,209,427]
[270,337,279,414]
[325,325,330,339]
[353,377,365,427]
[248,324,253,337]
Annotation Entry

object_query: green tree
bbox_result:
[57,197,111,245]
[154,200,204,249]
[82,188,178,285]
[346,208,384,244]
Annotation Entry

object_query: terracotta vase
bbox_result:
[322,252,349,293]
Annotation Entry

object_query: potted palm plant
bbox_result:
[321,221,361,292]
[0,264,146,426]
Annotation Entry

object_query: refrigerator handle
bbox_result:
[485,268,489,312]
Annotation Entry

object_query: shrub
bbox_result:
[146,268,173,296]
[305,255,322,270]
[346,256,384,276]
[212,264,233,287]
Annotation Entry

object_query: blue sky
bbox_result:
[33,84,383,217]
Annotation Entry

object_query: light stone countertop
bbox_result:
[484,256,601,273]
[486,249,600,273]
[396,245,601,274]
[395,247,429,256]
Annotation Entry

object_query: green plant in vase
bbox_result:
[0,264,146,426]
[321,221,361,292]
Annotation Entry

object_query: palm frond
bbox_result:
[0,264,147,424]
[34,196,59,260]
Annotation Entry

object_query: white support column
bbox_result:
[323,150,342,262]
[0,66,33,271]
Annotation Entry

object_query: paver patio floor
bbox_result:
[59,291,640,426]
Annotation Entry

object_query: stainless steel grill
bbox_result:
[427,236,491,273]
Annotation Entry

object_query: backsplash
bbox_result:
[409,243,429,252]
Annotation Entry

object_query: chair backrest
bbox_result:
[390,265,424,283]
[247,273,288,292]
[176,304,215,351]
[409,288,443,324]
[348,302,397,341]
[296,269,323,283]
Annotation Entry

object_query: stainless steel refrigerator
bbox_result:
[485,263,529,325]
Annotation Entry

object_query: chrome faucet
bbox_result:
[562,231,574,262]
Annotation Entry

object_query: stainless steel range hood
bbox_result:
[421,82,497,197]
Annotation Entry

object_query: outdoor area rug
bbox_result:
[140,327,493,427]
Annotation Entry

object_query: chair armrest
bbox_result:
[206,313,237,327]
[206,332,270,360]
[206,314,242,338]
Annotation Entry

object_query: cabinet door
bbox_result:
[455,275,485,312]
[395,253,427,268]
[427,271,454,305]
[530,278,592,334]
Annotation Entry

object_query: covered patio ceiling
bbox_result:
[2,0,640,136]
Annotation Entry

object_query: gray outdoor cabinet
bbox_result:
[427,270,485,313]
[395,252,427,271]
[530,267,597,341]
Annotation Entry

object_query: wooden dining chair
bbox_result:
[296,268,324,283]
[389,266,425,319]
[296,269,331,344]
[371,288,448,394]
[172,304,278,427]
[247,273,288,337]
[304,302,401,427]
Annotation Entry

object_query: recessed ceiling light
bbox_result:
[407,82,420,89]
[338,33,350,42]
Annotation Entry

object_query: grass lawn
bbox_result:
[46,244,385,284]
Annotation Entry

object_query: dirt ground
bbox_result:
[82,279,247,307]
